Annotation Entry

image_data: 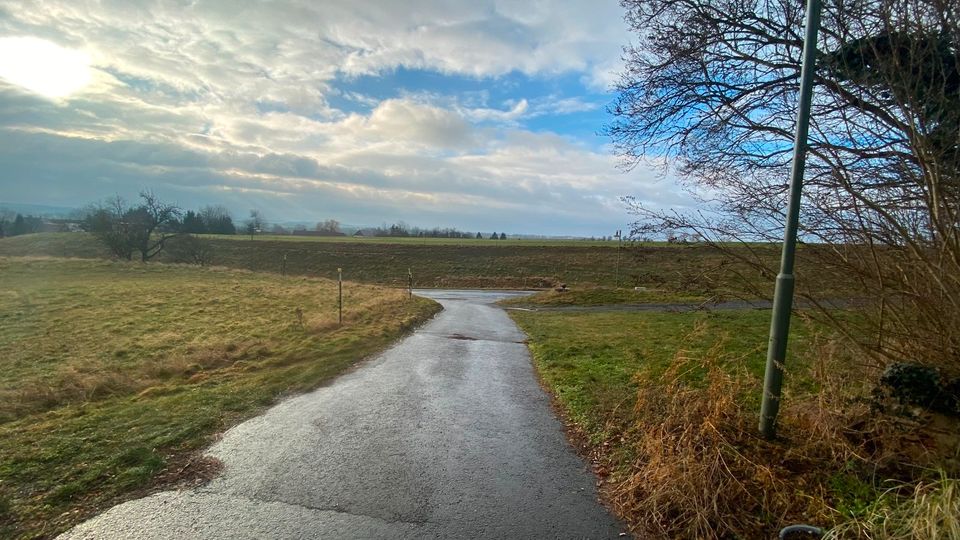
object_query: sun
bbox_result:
[0,36,91,99]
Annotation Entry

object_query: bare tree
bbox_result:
[83,197,134,260]
[127,191,182,262]
[84,191,182,262]
[609,0,960,369]
[199,205,236,235]
[244,209,266,240]
[315,219,341,233]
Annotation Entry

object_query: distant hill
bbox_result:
[0,202,78,218]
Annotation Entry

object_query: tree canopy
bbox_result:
[84,191,181,262]
[609,0,959,368]
[609,0,958,240]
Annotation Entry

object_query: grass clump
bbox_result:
[0,256,440,538]
[826,475,960,539]
[612,334,782,536]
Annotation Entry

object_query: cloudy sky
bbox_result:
[0,0,690,236]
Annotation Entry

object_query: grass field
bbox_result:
[0,233,767,291]
[500,286,709,306]
[206,233,634,247]
[509,309,817,439]
[0,257,440,539]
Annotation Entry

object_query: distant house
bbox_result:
[353,230,365,237]
[39,219,83,233]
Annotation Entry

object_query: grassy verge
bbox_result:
[0,257,440,539]
[510,309,812,440]
[511,308,959,538]
[499,286,708,307]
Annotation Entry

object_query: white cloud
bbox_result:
[530,95,601,116]
[1,0,629,91]
[460,99,528,124]
[364,99,476,149]
[0,0,687,235]
[0,99,694,235]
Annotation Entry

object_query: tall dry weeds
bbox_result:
[609,324,869,538]
[607,317,960,538]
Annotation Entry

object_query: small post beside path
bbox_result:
[408,268,413,299]
[615,229,622,288]
[338,267,343,326]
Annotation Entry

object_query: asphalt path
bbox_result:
[60,289,626,539]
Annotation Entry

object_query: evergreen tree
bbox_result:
[181,210,206,234]
[11,214,27,236]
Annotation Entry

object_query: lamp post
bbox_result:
[758,0,822,440]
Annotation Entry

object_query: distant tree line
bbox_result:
[1,194,558,249]
[279,219,346,237]
[410,226,474,239]
[360,222,509,239]
[0,213,43,237]
[64,191,528,265]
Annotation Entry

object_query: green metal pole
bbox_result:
[759,0,822,439]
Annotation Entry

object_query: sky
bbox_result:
[0,0,693,236]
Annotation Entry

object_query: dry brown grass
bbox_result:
[598,317,960,539]
[603,319,956,538]
[0,256,440,538]
[608,323,814,537]
[0,257,419,423]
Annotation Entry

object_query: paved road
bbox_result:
[61,290,626,539]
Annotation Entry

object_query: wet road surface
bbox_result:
[60,290,626,539]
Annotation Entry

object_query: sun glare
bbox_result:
[0,36,91,99]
